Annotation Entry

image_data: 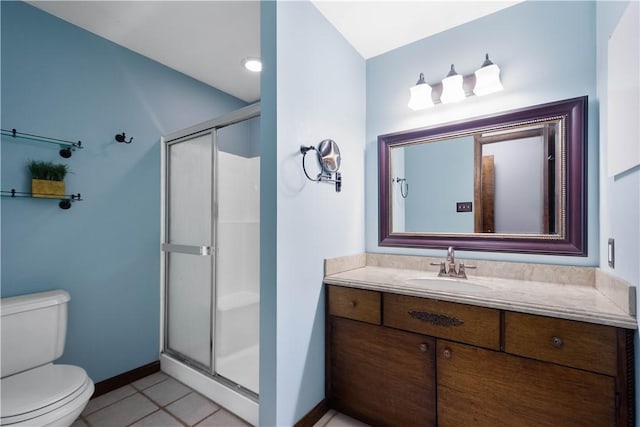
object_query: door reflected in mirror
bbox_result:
[379,96,586,256]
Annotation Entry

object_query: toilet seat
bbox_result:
[0,364,93,426]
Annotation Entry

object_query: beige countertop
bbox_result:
[324,254,637,329]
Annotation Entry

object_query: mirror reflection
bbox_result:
[390,120,563,236]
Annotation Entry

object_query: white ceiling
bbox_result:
[312,1,521,60]
[27,1,520,104]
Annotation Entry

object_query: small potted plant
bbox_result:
[27,160,70,198]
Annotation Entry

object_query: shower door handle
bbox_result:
[161,243,213,256]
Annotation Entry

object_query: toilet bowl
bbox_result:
[0,290,94,426]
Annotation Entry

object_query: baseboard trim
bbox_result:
[92,361,161,398]
[294,399,329,427]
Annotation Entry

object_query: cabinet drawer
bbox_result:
[504,312,618,376]
[383,293,500,350]
[327,285,381,324]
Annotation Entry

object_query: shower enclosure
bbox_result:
[160,104,260,425]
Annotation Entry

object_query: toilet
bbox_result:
[0,290,94,426]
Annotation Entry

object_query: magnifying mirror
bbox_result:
[300,139,342,192]
[318,139,341,175]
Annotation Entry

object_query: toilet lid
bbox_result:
[0,364,90,420]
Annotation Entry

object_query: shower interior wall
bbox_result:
[215,117,260,395]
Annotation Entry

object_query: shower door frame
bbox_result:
[160,103,261,417]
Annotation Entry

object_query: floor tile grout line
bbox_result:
[138,387,192,410]
[81,388,139,417]
[192,407,225,427]
[123,408,189,427]
[130,375,170,392]
[82,391,160,427]
[79,373,249,427]
[145,389,224,427]
[81,374,170,417]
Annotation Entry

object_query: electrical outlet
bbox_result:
[456,202,472,212]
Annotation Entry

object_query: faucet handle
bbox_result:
[457,262,476,279]
[431,261,447,277]
[460,262,476,269]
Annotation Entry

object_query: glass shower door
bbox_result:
[164,132,214,370]
[214,117,260,394]
[162,106,260,403]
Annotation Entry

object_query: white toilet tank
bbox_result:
[1,290,70,378]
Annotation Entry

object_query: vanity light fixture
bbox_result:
[440,64,466,104]
[409,54,503,110]
[473,54,504,96]
[408,73,434,111]
[242,57,262,73]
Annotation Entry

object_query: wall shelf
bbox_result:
[1,189,83,210]
[1,128,83,158]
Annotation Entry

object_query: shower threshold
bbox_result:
[160,352,259,426]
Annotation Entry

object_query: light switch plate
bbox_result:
[608,238,615,269]
[456,202,472,212]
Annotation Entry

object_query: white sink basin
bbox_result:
[404,277,489,293]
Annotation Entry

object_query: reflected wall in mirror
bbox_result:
[379,96,587,256]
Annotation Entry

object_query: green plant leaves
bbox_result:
[27,160,70,181]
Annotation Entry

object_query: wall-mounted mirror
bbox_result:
[378,96,587,256]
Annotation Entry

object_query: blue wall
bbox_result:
[366,1,598,265]
[259,1,277,425]
[0,1,245,383]
[595,1,640,420]
[273,2,366,425]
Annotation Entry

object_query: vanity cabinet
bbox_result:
[437,340,616,426]
[326,285,634,427]
[326,286,436,426]
[329,317,436,426]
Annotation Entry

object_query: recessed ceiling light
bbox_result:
[242,57,262,73]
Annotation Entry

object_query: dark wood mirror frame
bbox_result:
[378,96,587,256]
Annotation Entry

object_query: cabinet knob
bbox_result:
[348,300,356,308]
[443,348,452,359]
[419,343,429,352]
[551,336,564,348]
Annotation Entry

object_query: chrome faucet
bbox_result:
[445,247,457,276]
[446,246,455,267]
[432,247,475,279]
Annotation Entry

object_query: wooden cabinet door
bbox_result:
[328,316,436,427]
[436,340,616,427]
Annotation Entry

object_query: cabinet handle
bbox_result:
[419,343,429,352]
[408,310,464,327]
[443,348,452,359]
[551,336,564,348]
[348,300,356,308]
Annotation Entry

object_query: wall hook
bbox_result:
[115,132,133,144]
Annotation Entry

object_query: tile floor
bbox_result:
[71,371,367,427]
[312,410,369,427]
[71,371,250,427]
